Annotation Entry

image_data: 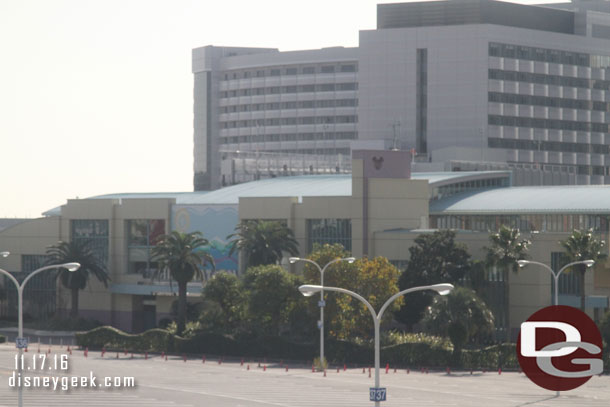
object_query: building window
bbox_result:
[307,219,352,253]
[7,255,56,319]
[551,252,580,296]
[127,220,165,277]
[71,220,109,267]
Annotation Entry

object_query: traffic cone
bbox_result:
[498,368,502,375]
[385,363,389,374]
[344,364,347,372]
[263,365,267,371]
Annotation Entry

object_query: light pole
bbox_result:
[517,259,594,306]
[0,255,80,407]
[299,283,454,406]
[517,259,594,398]
[289,256,355,369]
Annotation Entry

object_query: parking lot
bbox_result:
[0,343,607,406]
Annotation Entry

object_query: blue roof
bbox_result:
[431,185,610,215]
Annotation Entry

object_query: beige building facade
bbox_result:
[0,149,609,335]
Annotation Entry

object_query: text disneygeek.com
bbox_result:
[8,372,136,391]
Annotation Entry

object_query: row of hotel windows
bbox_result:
[221,99,358,113]
[431,214,610,233]
[488,137,610,155]
[220,131,357,144]
[220,115,358,129]
[489,69,610,91]
[489,42,596,68]
[488,92,610,112]
[223,64,357,80]
[488,115,609,133]
[220,83,358,98]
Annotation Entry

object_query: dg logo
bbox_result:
[517,305,604,391]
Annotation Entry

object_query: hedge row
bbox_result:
[75,326,606,371]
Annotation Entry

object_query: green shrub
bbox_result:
[462,343,518,370]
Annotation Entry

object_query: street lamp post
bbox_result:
[289,256,355,369]
[0,254,80,407]
[517,258,594,398]
[517,259,595,306]
[299,283,454,406]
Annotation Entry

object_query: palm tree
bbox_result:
[485,225,530,342]
[46,240,110,318]
[560,229,606,311]
[227,220,299,269]
[151,231,215,335]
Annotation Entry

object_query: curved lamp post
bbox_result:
[289,256,355,368]
[299,283,454,406]
[517,259,594,306]
[0,254,80,407]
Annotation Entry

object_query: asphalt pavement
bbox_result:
[0,343,607,406]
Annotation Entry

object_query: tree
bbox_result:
[560,229,606,311]
[45,240,110,318]
[242,264,304,337]
[395,230,471,328]
[422,286,495,355]
[485,225,530,341]
[303,244,402,340]
[151,231,215,335]
[200,272,246,334]
[227,220,299,269]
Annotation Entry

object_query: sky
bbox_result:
[0,0,566,218]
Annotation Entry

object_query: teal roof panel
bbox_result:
[431,186,610,214]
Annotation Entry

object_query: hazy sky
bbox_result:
[1,0,565,218]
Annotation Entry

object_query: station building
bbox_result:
[1,149,609,334]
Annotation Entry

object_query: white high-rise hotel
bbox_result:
[193,0,610,190]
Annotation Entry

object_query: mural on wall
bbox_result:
[171,205,239,272]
